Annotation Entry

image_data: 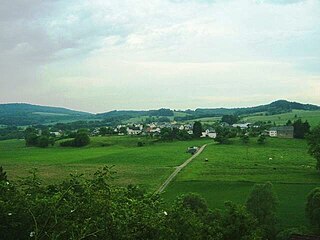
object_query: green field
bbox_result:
[1,135,319,228]
[163,137,320,228]
[0,136,208,190]
[241,110,320,127]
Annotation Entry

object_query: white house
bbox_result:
[150,127,161,134]
[50,131,62,137]
[268,130,277,137]
[232,123,251,129]
[201,129,217,139]
[127,128,141,135]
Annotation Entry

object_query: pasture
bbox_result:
[163,137,320,228]
[0,136,208,190]
[241,109,320,127]
[1,134,319,228]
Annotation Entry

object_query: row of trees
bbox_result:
[158,121,203,141]
[0,166,260,240]
[60,129,90,147]
[286,119,311,139]
[24,127,91,148]
[24,127,55,148]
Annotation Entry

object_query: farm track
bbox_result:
[156,143,209,194]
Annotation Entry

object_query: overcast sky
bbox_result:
[0,0,319,113]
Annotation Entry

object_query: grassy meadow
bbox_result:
[163,137,320,228]
[241,110,320,127]
[0,136,208,190]
[1,133,319,228]
[179,109,320,126]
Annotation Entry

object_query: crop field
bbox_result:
[0,136,208,190]
[163,137,320,228]
[241,110,320,127]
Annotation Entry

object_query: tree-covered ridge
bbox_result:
[1,100,319,126]
[0,103,93,126]
[179,100,320,120]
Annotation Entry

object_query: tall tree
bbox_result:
[193,121,203,138]
[246,182,278,239]
[214,126,231,144]
[293,119,310,139]
[73,132,90,147]
[306,125,320,170]
[306,187,320,233]
[0,166,7,181]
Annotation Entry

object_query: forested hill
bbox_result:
[193,100,320,116]
[0,100,319,126]
[174,100,320,121]
[96,108,174,119]
[0,103,93,126]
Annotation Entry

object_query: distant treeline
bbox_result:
[1,100,320,126]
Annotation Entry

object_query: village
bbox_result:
[84,121,296,139]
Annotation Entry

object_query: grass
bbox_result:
[0,136,208,190]
[241,110,320,127]
[2,134,319,228]
[163,137,320,228]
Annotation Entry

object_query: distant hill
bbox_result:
[0,103,93,126]
[96,108,174,121]
[174,100,320,121]
[0,100,319,126]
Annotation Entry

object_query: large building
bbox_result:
[268,126,294,138]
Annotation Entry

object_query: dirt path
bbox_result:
[156,143,208,194]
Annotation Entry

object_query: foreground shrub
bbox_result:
[0,166,263,240]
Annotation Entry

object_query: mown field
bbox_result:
[163,137,320,228]
[0,136,208,190]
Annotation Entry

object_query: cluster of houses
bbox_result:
[91,121,295,139]
[112,122,194,136]
[50,120,295,140]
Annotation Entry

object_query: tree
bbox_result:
[99,127,107,136]
[257,135,266,145]
[214,127,230,144]
[37,136,49,148]
[246,182,278,239]
[240,134,250,160]
[306,125,320,170]
[293,119,310,139]
[221,115,239,125]
[286,120,292,126]
[160,128,191,141]
[119,126,127,135]
[306,187,320,233]
[240,134,250,144]
[166,193,221,239]
[220,201,262,240]
[24,127,39,147]
[193,121,203,138]
[25,133,39,147]
[73,132,90,147]
[0,166,7,181]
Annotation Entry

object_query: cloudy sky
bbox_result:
[0,0,319,113]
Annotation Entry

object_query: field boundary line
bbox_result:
[155,143,209,194]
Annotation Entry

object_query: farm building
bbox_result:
[201,129,217,138]
[232,123,251,129]
[268,126,294,138]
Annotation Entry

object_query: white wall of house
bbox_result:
[269,130,277,137]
